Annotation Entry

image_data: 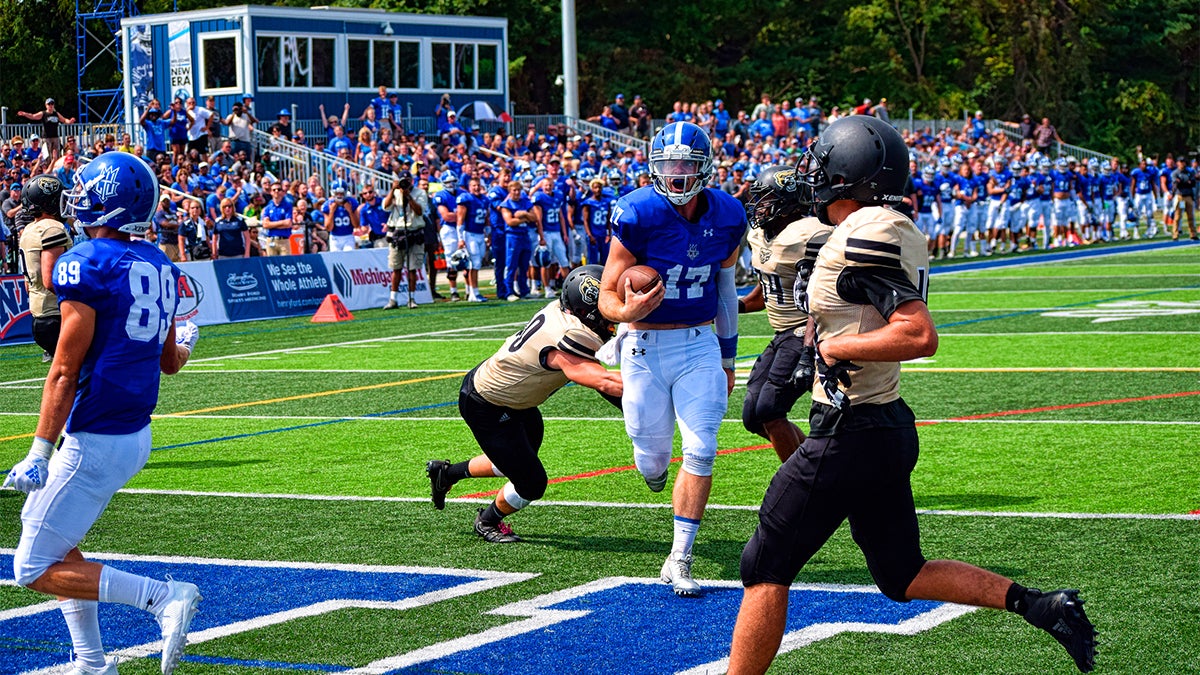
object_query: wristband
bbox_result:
[721,358,736,369]
[717,335,738,360]
[30,437,54,459]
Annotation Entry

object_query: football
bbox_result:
[619,264,662,300]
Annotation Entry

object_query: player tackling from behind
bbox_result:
[598,121,746,597]
[426,265,622,541]
[740,166,833,462]
[727,116,1095,674]
[4,152,202,675]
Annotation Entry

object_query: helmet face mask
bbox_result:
[649,122,714,206]
[61,152,159,235]
[746,165,812,236]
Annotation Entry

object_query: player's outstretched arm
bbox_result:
[546,349,623,398]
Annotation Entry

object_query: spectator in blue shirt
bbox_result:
[139,100,169,165]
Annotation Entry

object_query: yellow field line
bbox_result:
[0,373,465,441]
[171,372,465,416]
[902,367,1200,372]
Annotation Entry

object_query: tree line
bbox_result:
[2,0,1195,159]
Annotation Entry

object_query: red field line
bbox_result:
[461,391,1200,499]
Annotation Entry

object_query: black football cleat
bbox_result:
[1023,588,1096,673]
[474,509,522,543]
[426,460,453,510]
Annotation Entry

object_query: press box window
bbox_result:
[198,32,242,95]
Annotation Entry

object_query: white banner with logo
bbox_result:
[167,20,194,102]
[177,261,231,326]
[321,249,433,310]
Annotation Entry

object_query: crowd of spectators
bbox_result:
[2,89,1197,282]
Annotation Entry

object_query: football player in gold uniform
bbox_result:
[425,265,622,542]
[729,117,1096,674]
[739,166,832,461]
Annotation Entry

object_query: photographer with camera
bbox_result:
[177,200,212,262]
[383,172,425,309]
[223,101,258,164]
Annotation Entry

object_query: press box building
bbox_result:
[119,5,509,126]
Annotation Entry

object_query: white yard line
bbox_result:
[186,321,525,364]
[934,288,1195,294]
[179,368,469,374]
[114,489,1200,520]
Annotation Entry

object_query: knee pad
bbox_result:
[741,395,766,438]
[633,439,672,480]
[502,481,538,510]
[681,441,716,477]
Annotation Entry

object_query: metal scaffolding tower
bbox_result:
[75,0,140,123]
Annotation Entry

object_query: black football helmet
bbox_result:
[21,174,64,218]
[746,165,812,236]
[560,264,612,340]
[797,115,908,223]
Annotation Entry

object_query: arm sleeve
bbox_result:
[836,266,924,320]
[715,264,738,365]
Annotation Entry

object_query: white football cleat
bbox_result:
[66,657,119,675]
[661,552,701,597]
[154,579,202,675]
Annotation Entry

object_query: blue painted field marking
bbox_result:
[0,550,533,674]
[345,578,976,675]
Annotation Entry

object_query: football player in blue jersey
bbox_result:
[532,177,570,298]
[598,122,746,597]
[434,171,466,301]
[930,157,956,258]
[1031,158,1054,248]
[913,165,941,256]
[948,161,975,258]
[1050,157,1077,247]
[580,177,614,265]
[984,157,1012,254]
[486,170,512,300]
[5,152,201,675]
[322,184,360,252]
[1004,161,1029,252]
[1129,158,1157,239]
[455,177,490,302]
[500,180,536,300]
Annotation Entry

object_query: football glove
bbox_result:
[816,344,861,413]
[789,344,817,389]
[175,320,199,355]
[3,437,54,492]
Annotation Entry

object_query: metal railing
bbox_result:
[251,128,398,196]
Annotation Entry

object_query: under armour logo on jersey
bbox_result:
[630,347,646,356]
[704,228,713,237]
[687,244,700,260]
[759,249,771,263]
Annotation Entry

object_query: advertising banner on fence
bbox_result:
[321,249,433,310]
[176,261,230,326]
[0,275,33,346]
[215,255,332,322]
[167,20,193,102]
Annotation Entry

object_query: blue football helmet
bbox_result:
[1038,158,1052,173]
[606,168,623,188]
[532,244,551,268]
[1100,163,1113,176]
[440,171,459,188]
[1010,160,1023,172]
[921,165,936,180]
[649,121,714,205]
[577,167,596,183]
[1055,157,1069,170]
[448,247,470,271]
[938,156,952,174]
[62,151,159,235]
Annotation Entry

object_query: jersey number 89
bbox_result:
[125,262,177,344]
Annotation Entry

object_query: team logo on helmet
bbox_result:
[772,168,799,193]
[579,276,600,305]
[92,166,121,201]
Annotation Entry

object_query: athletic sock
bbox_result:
[478,502,506,526]
[671,515,701,557]
[1005,582,1036,616]
[390,291,401,302]
[98,565,169,614]
[59,599,106,668]
[447,460,472,482]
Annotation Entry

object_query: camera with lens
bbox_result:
[396,171,413,192]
